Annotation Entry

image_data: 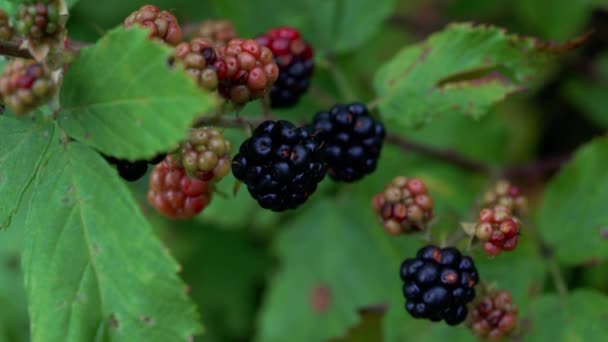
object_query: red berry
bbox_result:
[467,290,519,340]
[0,59,56,115]
[474,206,521,256]
[147,156,212,219]
[124,5,182,46]
[483,180,528,216]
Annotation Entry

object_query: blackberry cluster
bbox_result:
[177,127,232,182]
[483,180,527,216]
[232,120,326,211]
[197,20,236,46]
[311,103,385,182]
[173,38,225,91]
[475,206,521,257]
[0,59,56,115]
[372,176,434,235]
[15,0,62,43]
[148,156,212,219]
[124,5,182,46]
[256,27,314,108]
[104,153,166,182]
[0,9,13,40]
[217,39,279,103]
[467,290,518,340]
[400,245,479,325]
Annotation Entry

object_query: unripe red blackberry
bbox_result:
[255,26,314,108]
[474,206,521,257]
[216,38,280,104]
[372,176,434,235]
[467,290,519,340]
[124,5,182,46]
[483,180,527,216]
[197,20,236,46]
[177,127,232,182]
[0,9,13,40]
[0,59,56,115]
[147,156,212,219]
[173,38,225,91]
[401,245,479,325]
[14,0,62,43]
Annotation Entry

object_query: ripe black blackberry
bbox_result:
[311,103,385,182]
[232,120,326,212]
[256,27,314,108]
[400,245,479,325]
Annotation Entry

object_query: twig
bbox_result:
[194,115,268,129]
[386,133,492,174]
[0,40,32,59]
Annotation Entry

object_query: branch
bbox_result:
[0,39,33,59]
[386,134,492,174]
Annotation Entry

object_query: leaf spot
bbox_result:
[310,284,332,314]
[599,227,608,239]
[140,315,155,326]
[108,314,120,329]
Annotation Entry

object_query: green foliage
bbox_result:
[538,137,608,266]
[20,138,202,341]
[0,116,54,229]
[1,1,607,341]
[526,290,608,340]
[374,23,559,128]
[59,27,215,160]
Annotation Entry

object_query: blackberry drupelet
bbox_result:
[232,120,326,211]
[311,103,385,182]
[256,27,314,108]
[400,245,479,325]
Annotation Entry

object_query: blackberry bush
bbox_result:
[0,2,599,341]
[372,176,434,235]
[231,120,326,211]
[311,103,385,182]
[400,245,479,325]
[256,27,314,108]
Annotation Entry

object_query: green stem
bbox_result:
[548,257,568,301]
[327,59,358,102]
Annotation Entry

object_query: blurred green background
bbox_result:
[2,0,608,341]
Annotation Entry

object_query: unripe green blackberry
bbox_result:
[467,289,519,341]
[124,5,182,46]
[197,20,236,46]
[0,59,56,115]
[372,176,434,235]
[177,127,232,182]
[483,180,527,216]
[0,9,14,40]
[15,1,62,43]
[173,38,225,91]
[217,38,280,103]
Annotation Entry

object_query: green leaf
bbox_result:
[525,290,608,341]
[330,306,386,342]
[19,139,202,341]
[562,54,608,129]
[167,225,271,342]
[59,27,216,160]
[209,0,396,55]
[0,116,55,229]
[257,196,421,342]
[373,23,578,128]
[537,137,608,265]
[0,223,29,341]
[0,1,15,15]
